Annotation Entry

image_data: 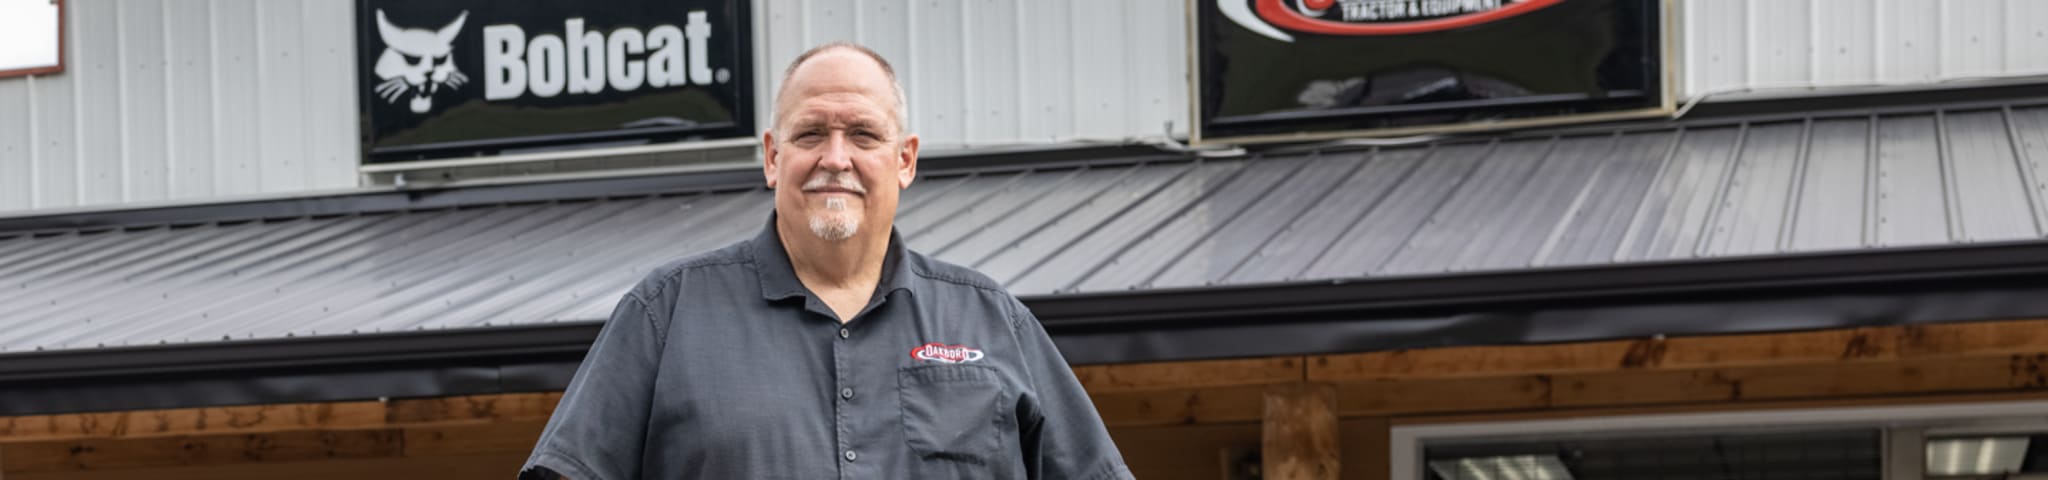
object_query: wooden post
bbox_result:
[1264,383,1339,480]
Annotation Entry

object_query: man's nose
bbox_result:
[818,131,854,171]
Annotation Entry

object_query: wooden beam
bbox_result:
[1309,319,2048,417]
[383,392,560,425]
[0,393,560,444]
[1075,357,1304,394]
[0,403,385,443]
[1090,385,1267,427]
[2,452,529,480]
[1310,318,2048,381]
[0,420,548,475]
[402,420,547,458]
[2,429,403,473]
[1330,348,2048,417]
[1263,383,1338,480]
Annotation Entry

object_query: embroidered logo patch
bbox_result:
[910,342,985,364]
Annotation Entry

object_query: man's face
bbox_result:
[763,50,918,242]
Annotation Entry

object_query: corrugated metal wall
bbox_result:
[0,0,359,214]
[1684,0,2048,96]
[7,0,2048,215]
[754,0,1192,150]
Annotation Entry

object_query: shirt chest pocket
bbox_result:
[898,364,1010,466]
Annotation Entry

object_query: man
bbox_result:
[519,42,1132,479]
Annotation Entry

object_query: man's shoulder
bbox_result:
[902,249,1010,295]
[625,239,756,302]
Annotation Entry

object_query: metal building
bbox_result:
[6,1,2048,479]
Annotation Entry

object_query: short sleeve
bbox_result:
[520,293,664,480]
[1011,303,1135,480]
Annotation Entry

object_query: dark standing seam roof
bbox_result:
[5,102,2048,354]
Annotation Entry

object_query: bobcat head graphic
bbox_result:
[373,10,468,113]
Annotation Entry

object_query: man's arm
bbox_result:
[518,292,665,480]
[1011,304,1135,480]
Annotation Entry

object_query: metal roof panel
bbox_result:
[1788,118,1873,252]
[1150,151,1366,289]
[1944,110,2039,241]
[8,100,2048,354]
[1876,115,1952,247]
[1221,148,1425,285]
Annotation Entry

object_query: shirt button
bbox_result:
[838,328,850,339]
[840,388,855,399]
[843,450,857,462]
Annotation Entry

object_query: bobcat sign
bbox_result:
[354,0,754,164]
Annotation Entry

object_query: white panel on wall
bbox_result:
[2011,0,2048,74]
[212,0,263,197]
[1811,0,1877,87]
[32,73,78,209]
[1876,0,1940,83]
[1017,0,1074,143]
[1683,0,2046,98]
[965,0,1020,145]
[256,0,308,193]
[1747,0,1811,88]
[167,1,217,199]
[1126,0,1184,138]
[302,0,356,191]
[756,0,1189,150]
[74,0,123,205]
[0,0,359,215]
[1068,0,1129,140]
[1683,0,1746,95]
[910,0,966,146]
[0,79,29,208]
[1941,0,2006,78]
[120,0,169,203]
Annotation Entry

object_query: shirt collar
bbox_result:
[751,212,915,304]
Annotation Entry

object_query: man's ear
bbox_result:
[897,134,919,189]
[761,129,779,189]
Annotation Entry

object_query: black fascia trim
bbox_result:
[0,322,601,384]
[1025,238,2048,333]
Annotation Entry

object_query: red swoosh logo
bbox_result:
[1253,0,1564,36]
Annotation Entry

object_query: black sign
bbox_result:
[355,0,754,163]
[1195,0,1665,142]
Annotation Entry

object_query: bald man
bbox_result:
[519,42,1131,480]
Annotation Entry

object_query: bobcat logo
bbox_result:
[372,10,469,113]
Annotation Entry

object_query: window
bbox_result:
[0,0,63,78]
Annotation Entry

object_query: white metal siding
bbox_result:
[1684,0,2048,97]
[10,0,2048,215]
[0,0,358,214]
[755,0,1191,150]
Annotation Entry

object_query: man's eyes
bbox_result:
[792,130,884,143]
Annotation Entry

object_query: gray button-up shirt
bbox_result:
[520,216,1131,479]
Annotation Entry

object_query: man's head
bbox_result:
[763,42,918,243]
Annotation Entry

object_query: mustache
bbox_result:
[800,171,866,194]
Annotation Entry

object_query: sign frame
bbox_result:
[352,0,757,165]
[1186,0,1679,146]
